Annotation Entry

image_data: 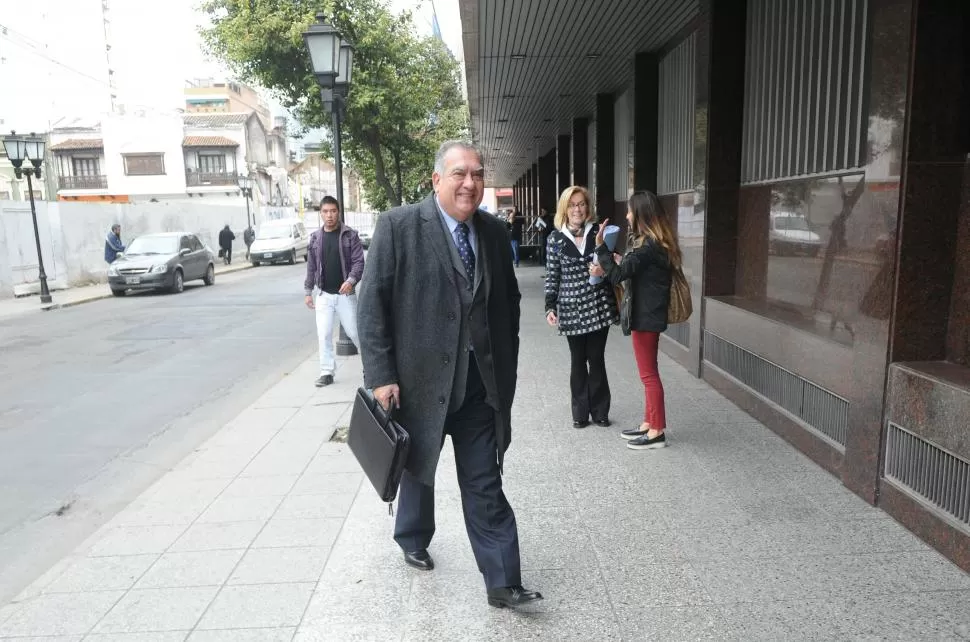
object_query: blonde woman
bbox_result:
[589,190,679,450]
[545,186,618,428]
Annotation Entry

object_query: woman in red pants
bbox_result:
[589,190,680,450]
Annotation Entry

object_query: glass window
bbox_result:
[72,157,100,177]
[198,153,226,174]
[126,235,179,255]
[124,154,165,176]
[179,236,192,251]
[189,235,204,251]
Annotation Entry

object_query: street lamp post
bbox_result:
[4,131,52,304]
[304,14,358,357]
[238,174,254,259]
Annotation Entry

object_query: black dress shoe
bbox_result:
[403,549,434,571]
[573,420,591,429]
[487,585,544,609]
[594,418,611,427]
[315,375,333,387]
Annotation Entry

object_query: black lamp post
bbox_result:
[238,174,254,259]
[4,131,52,304]
[304,14,358,357]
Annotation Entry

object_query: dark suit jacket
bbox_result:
[357,195,522,486]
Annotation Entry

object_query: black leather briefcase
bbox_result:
[348,387,410,504]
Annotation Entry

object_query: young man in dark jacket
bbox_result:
[303,196,365,386]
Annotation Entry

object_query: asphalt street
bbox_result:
[0,263,317,602]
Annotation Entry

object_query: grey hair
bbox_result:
[434,140,484,175]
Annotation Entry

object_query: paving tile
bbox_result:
[0,591,125,637]
[505,609,621,641]
[252,518,344,549]
[135,550,246,589]
[220,475,299,498]
[693,551,970,604]
[85,632,190,641]
[169,521,264,553]
[228,547,330,585]
[617,606,731,641]
[41,555,158,594]
[302,574,410,628]
[88,525,188,557]
[188,628,296,641]
[142,478,232,504]
[92,587,219,634]
[107,498,213,528]
[273,493,356,520]
[302,452,366,475]
[197,496,283,523]
[289,473,363,496]
[197,583,314,629]
[601,561,715,608]
[294,621,404,641]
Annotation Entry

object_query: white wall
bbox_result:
[0,199,257,297]
[103,114,188,196]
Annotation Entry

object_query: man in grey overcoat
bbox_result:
[357,140,543,609]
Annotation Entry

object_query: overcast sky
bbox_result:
[0,0,464,133]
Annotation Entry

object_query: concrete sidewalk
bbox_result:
[0,262,252,322]
[1,270,969,641]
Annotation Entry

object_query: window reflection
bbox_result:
[737,174,898,345]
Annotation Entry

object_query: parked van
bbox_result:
[250,219,309,265]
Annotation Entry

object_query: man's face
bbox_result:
[112,226,121,236]
[432,147,484,221]
[321,204,340,229]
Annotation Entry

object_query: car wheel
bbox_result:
[170,269,184,294]
[288,250,296,265]
[111,288,125,297]
[252,261,261,267]
[203,264,215,286]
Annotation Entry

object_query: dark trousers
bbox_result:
[566,327,611,422]
[394,356,521,590]
[222,247,232,264]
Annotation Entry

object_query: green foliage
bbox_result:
[199,0,468,209]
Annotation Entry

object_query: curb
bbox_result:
[38,263,254,313]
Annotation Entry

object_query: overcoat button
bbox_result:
[438,396,446,404]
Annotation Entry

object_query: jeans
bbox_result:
[510,240,520,266]
[631,330,666,428]
[315,290,360,376]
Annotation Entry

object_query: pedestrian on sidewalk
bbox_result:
[357,140,543,610]
[218,224,235,265]
[589,190,676,450]
[507,206,524,267]
[544,185,618,429]
[104,224,125,264]
[304,196,364,387]
[243,226,255,260]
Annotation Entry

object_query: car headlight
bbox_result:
[108,265,119,276]
[151,264,167,274]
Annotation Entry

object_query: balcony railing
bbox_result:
[59,175,108,190]
[186,170,236,187]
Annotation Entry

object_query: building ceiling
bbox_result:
[459,0,699,186]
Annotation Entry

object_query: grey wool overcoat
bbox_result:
[356,195,521,487]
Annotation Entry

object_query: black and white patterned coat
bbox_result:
[544,224,619,336]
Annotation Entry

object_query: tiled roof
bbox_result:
[182,113,251,126]
[182,135,239,148]
[50,138,103,151]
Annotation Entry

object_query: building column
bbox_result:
[572,118,589,188]
[634,52,660,193]
[557,134,571,196]
[539,149,557,215]
[594,94,615,223]
[528,164,538,217]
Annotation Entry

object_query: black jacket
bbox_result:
[218,227,235,250]
[596,238,671,333]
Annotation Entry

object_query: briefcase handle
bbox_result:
[370,393,398,431]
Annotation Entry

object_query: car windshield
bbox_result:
[775,216,811,231]
[125,236,179,255]
[257,225,292,240]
